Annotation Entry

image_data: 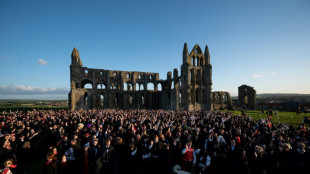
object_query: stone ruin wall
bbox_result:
[69,66,176,110]
[69,43,234,111]
[238,85,256,110]
[212,91,234,110]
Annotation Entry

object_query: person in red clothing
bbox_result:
[182,140,195,172]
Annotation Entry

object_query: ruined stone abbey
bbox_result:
[69,43,235,111]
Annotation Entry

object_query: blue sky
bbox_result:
[0,0,309,99]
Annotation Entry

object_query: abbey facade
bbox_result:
[69,43,233,111]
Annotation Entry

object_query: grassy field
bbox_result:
[225,110,307,128]
[0,100,68,112]
[0,106,69,112]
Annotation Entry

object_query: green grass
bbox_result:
[225,110,306,128]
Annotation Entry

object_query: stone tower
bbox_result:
[68,47,85,110]
[178,43,212,111]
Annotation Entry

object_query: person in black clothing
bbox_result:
[113,137,126,174]
[170,138,183,166]
[96,139,117,174]
[232,149,250,174]
[150,135,161,173]
[58,154,69,174]
[127,143,138,174]
[89,139,100,174]
[160,143,171,174]
[250,145,267,174]
[140,134,151,173]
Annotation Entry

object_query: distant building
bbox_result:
[257,101,310,112]
[256,103,283,111]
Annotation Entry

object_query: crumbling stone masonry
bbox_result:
[238,85,256,110]
[69,43,233,111]
[212,91,234,110]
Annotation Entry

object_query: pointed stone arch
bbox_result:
[97,83,106,90]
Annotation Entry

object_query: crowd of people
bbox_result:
[0,109,309,174]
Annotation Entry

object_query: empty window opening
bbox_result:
[136,83,139,91]
[129,94,132,105]
[127,73,130,78]
[84,92,88,106]
[223,95,228,104]
[157,83,162,91]
[244,95,248,104]
[215,94,221,104]
[192,57,195,66]
[147,83,154,90]
[84,83,92,89]
[124,83,128,91]
[100,94,104,106]
[179,92,182,104]
[97,84,106,89]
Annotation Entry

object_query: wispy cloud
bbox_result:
[37,59,48,65]
[250,74,263,78]
[250,72,264,78]
[0,84,68,95]
[272,72,277,75]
